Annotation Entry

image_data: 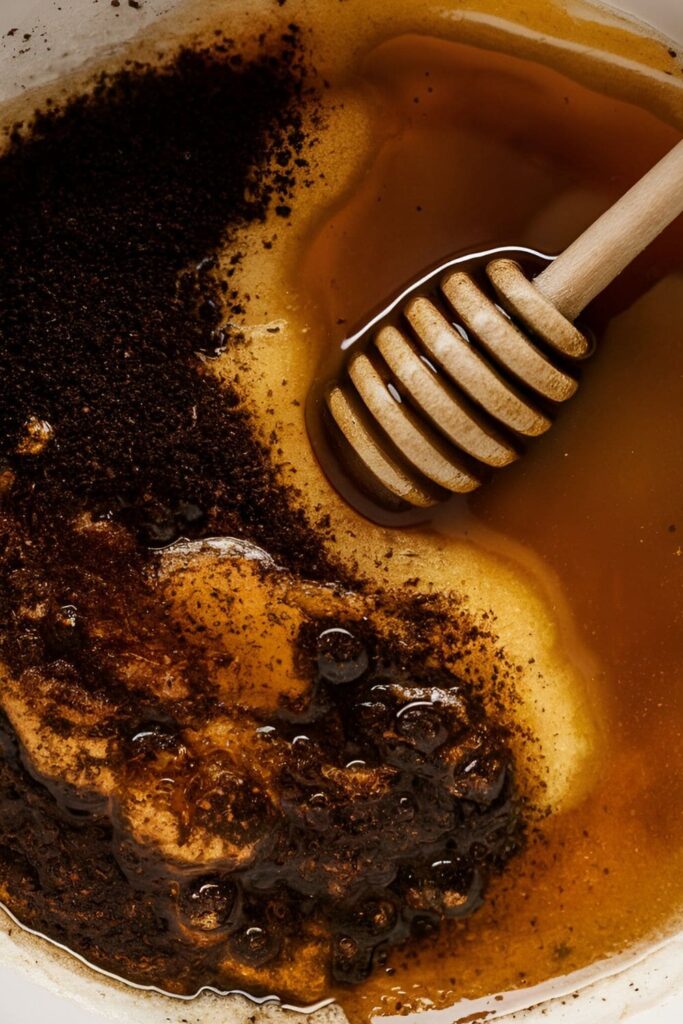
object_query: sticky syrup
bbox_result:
[296,27,683,1023]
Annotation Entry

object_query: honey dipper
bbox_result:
[314,138,683,509]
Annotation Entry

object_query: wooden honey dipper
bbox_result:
[316,138,683,509]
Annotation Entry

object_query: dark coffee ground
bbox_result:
[0,28,523,1003]
[0,599,522,998]
[0,32,331,578]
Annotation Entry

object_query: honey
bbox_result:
[0,1,681,1022]
[294,25,683,1022]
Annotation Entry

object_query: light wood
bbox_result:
[486,258,589,357]
[327,386,436,507]
[348,351,481,493]
[442,271,578,400]
[374,325,517,467]
[404,296,550,437]
[534,138,683,321]
[324,137,683,508]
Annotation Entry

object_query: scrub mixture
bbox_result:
[0,1,681,1020]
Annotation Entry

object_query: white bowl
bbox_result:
[0,1,680,1022]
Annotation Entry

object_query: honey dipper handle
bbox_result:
[534,138,683,322]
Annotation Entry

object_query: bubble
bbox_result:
[396,700,448,753]
[230,923,280,966]
[332,933,374,983]
[448,749,508,804]
[42,603,84,657]
[255,724,278,740]
[317,627,369,684]
[125,719,182,758]
[178,876,238,932]
[304,790,330,830]
[396,794,416,821]
[354,897,397,936]
[289,737,324,786]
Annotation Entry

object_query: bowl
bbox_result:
[0,1,680,1022]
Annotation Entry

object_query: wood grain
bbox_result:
[534,138,683,321]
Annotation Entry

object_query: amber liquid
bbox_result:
[1,1,682,1018]
[299,33,683,1020]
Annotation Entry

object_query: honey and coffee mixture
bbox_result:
[0,20,525,1004]
[0,0,682,1020]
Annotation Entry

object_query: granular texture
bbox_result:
[0,31,524,1003]
[0,548,523,999]
[0,35,330,577]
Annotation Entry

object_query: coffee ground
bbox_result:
[0,32,332,579]
[0,29,524,1002]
